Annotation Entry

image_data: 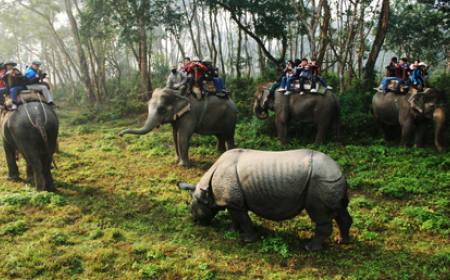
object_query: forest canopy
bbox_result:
[0,0,448,104]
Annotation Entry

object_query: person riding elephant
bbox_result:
[372,88,446,152]
[119,87,237,167]
[166,64,188,94]
[0,95,59,191]
[25,60,54,105]
[254,83,341,144]
[2,61,27,111]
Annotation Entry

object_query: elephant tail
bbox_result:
[23,102,56,168]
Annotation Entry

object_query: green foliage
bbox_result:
[260,236,290,258]
[2,220,28,236]
[1,89,450,278]
[386,0,449,64]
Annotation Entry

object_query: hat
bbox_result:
[4,61,17,66]
[192,56,201,62]
[31,60,42,65]
[418,62,427,67]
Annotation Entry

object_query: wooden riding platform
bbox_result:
[4,90,48,109]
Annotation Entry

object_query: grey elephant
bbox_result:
[254,83,341,144]
[120,88,237,167]
[1,98,59,191]
[178,148,352,251]
[372,88,446,152]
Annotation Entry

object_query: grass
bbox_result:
[0,107,449,279]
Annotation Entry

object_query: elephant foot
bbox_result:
[7,175,20,181]
[228,223,242,233]
[46,185,57,193]
[240,232,259,243]
[336,236,351,245]
[305,240,325,251]
[178,160,191,168]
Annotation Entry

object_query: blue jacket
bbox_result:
[410,68,423,86]
[25,67,40,84]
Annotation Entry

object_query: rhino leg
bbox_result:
[228,209,258,243]
[305,203,333,251]
[335,207,352,244]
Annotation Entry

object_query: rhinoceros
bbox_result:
[178,148,352,251]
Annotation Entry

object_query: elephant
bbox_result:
[372,88,446,152]
[1,98,59,191]
[178,148,352,251]
[254,83,341,144]
[120,88,238,167]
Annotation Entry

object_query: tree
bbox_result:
[364,0,390,89]
[385,0,449,65]
[205,0,295,65]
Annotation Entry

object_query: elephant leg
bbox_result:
[314,122,329,145]
[225,135,235,150]
[43,156,56,192]
[26,153,46,191]
[305,203,333,251]
[26,163,33,182]
[276,120,288,145]
[433,107,445,152]
[177,129,193,167]
[172,126,180,163]
[228,208,258,243]
[400,120,414,147]
[334,207,352,244]
[333,119,342,142]
[216,134,226,153]
[3,141,19,180]
[380,123,396,142]
[414,123,426,148]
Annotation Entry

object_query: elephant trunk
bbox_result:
[433,107,445,152]
[119,108,160,136]
[254,100,269,120]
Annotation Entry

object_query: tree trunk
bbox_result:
[214,10,226,77]
[364,0,390,89]
[138,20,151,100]
[64,0,96,104]
[317,0,330,65]
[236,26,242,79]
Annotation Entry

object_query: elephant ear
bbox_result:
[164,89,190,120]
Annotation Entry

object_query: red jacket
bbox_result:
[184,62,209,79]
[0,69,5,88]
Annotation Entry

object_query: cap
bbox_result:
[31,60,42,65]
[4,61,17,67]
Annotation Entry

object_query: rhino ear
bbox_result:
[177,182,195,192]
[198,164,218,192]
